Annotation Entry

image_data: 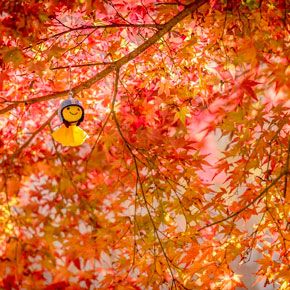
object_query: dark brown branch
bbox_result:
[283,138,290,198]
[154,2,185,6]
[76,23,163,29]
[1,0,207,115]
[199,171,287,231]
[50,62,113,70]
[110,70,180,288]
[24,23,163,50]
[85,67,120,169]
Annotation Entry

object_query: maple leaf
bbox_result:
[0,0,288,289]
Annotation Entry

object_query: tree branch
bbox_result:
[24,23,163,50]
[283,138,290,198]
[199,171,287,231]
[50,62,113,70]
[0,0,207,115]
[110,69,180,288]
[11,110,57,159]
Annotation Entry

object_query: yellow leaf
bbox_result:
[156,258,163,276]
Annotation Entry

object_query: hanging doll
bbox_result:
[52,96,88,147]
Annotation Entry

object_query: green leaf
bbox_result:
[47,45,66,60]
[2,47,25,67]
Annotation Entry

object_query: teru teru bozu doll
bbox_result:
[52,98,88,147]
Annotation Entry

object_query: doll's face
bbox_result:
[62,105,83,123]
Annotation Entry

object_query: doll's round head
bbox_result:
[58,98,84,125]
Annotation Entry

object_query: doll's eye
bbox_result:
[77,108,80,111]
[66,107,70,110]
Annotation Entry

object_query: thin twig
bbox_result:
[25,23,162,50]
[11,110,57,159]
[199,171,286,231]
[50,62,113,70]
[1,0,207,115]
[111,70,179,288]
[283,138,290,198]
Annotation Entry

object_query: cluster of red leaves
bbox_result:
[0,0,289,289]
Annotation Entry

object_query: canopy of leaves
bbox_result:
[0,0,289,288]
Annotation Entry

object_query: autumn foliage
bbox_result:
[0,0,289,289]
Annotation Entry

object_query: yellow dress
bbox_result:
[52,124,88,147]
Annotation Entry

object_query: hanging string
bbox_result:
[68,12,74,100]
[68,64,74,99]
